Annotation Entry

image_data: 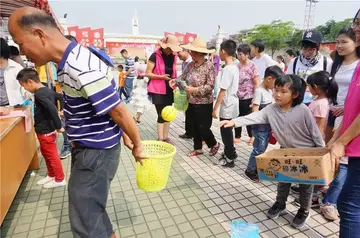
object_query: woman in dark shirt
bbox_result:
[146,36,182,144]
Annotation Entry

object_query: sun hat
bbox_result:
[158,35,182,52]
[181,38,215,54]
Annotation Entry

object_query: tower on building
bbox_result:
[132,9,139,36]
[303,0,318,30]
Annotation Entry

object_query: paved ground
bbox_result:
[0,105,339,238]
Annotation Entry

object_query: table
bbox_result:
[0,106,39,224]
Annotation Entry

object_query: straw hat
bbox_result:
[158,35,182,52]
[181,38,215,54]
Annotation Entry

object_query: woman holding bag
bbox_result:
[171,38,220,157]
[146,35,182,144]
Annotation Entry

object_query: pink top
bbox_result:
[237,61,259,100]
[308,97,329,120]
[342,61,360,157]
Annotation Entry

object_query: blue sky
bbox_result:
[49,0,359,39]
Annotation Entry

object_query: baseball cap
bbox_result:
[300,30,323,45]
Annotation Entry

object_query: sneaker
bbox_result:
[321,205,339,221]
[292,209,310,229]
[293,197,321,208]
[43,179,66,189]
[267,202,286,219]
[218,154,235,168]
[245,170,259,182]
[60,149,71,159]
[291,185,300,194]
[135,121,141,126]
[179,133,192,139]
[209,142,220,156]
[37,176,54,185]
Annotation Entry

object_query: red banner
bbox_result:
[67,26,79,39]
[175,32,185,44]
[106,42,160,59]
[164,32,174,37]
[185,32,197,44]
[91,28,104,49]
[78,27,92,47]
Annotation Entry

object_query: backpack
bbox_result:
[293,56,327,74]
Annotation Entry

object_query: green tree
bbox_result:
[287,29,304,50]
[316,18,353,41]
[247,20,295,57]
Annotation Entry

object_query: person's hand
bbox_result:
[185,86,197,94]
[57,128,65,133]
[123,133,134,150]
[169,79,176,89]
[132,143,148,166]
[219,120,235,128]
[332,107,344,117]
[0,107,11,116]
[163,74,172,80]
[327,139,345,173]
[59,110,64,118]
[212,109,218,119]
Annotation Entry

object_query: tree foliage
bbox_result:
[239,18,353,56]
[316,18,353,41]
[246,20,294,57]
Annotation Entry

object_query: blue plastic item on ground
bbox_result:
[231,221,259,238]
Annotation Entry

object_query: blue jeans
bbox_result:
[125,77,134,97]
[322,164,348,206]
[61,118,71,152]
[69,143,120,238]
[338,158,360,238]
[247,130,270,172]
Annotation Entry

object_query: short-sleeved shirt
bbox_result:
[148,51,175,105]
[118,72,125,87]
[334,60,359,106]
[125,56,135,80]
[308,97,330,119]
[219,64,239,119]
[252,86,273,132]
[57,41,122,149]
[342,61,360,156]
[237,61,259,100]
[252,54,277,80]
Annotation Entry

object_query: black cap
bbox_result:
[300,30,323,45]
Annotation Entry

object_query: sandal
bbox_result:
[209,142,220,156]
[187,150,204,157]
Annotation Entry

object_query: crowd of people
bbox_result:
[1,6,359,238]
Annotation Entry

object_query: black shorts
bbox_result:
[327,111,336,127]
[155,103,172,123]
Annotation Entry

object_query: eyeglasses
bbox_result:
[302,46,316,51]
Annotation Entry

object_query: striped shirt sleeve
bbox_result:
[77,70,121,115]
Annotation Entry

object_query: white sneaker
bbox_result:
[37,176,54,185]
[43,180,66,189]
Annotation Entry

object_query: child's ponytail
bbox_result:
[307,71,338,104]
[327,76,339,105]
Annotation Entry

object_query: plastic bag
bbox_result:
[173,88,188,111]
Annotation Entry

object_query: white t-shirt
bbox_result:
[286,54,333,103]
[278,62,285,71]
[219,64,239,119]
[334,60,359,106]
[252,54,277,80]
[253,87,273,106]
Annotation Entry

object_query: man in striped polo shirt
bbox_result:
[120,49,135,98]
[9,8,145,238]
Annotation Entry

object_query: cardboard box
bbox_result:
[256,148,335,185]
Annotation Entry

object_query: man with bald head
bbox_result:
[9,7,145,238]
